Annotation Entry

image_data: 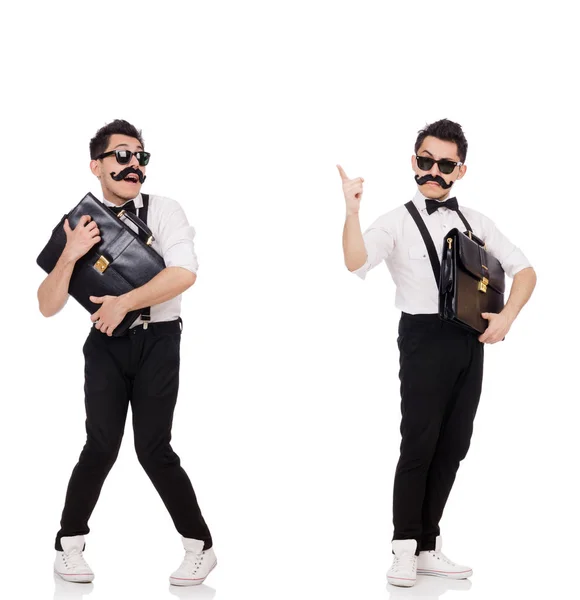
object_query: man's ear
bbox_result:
[90,159,100,178]
[456,163,467,180]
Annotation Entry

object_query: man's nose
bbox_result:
[128,153,140,168]
[429,163,441,176]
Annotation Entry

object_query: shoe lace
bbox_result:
[63,548,90,570]
[392,552,417,573]
[179,550,205,574]
[429,550,456,566]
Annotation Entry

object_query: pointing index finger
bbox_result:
[336,164,349,182]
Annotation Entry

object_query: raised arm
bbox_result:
[338,164,367,271]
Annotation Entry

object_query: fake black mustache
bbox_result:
[110,166,147,183]
[415,173,453,190]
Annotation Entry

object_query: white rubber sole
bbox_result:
[417,568,473,579]
[387,574,416,587]
[54,568,95,583]
[169,560,217,586]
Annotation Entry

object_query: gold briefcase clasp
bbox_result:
[94,256,110,273]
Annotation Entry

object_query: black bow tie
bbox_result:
[425,196,458,215]
[110,200,136,215]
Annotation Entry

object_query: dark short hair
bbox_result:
[89,119,144,159]
[414,118,468,163]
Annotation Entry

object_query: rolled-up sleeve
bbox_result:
[159,206,199,274]
[352,217,395,280]
[481,216,532,278]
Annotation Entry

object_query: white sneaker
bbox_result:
[54,535,95,583]
[169,537,217,586]
[387,539,418,587]
[417,536,473,579]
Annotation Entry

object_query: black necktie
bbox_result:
[425,196,458,215]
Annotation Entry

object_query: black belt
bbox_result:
[91,317,183,336]
[401,312,439,323]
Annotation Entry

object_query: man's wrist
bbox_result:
[346,209,360,218]
[60,248,78,266]
[119,290,137,312]
[501,305,518,323]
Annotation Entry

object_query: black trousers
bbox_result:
[55,319,212,551]
[393,313,484,552]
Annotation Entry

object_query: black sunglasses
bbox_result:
[96,149,151,166]
[416,155,463,175]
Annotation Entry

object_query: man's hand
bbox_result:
[478,312,512,344]
[90,295,130,337]
[63,215,101,261]
[337,165,364,216]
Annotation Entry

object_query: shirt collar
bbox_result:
[412,189,429,214]
[100,192,143,210]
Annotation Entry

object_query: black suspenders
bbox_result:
[137,194,152,324]
[404,200,474,286]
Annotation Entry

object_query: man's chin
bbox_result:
[111,181,142,200]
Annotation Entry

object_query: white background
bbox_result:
[1,1,578,599]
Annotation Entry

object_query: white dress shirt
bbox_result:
[98,192,198,326]
[353,190,532,315]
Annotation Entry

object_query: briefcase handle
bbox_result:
[115,208,155,246]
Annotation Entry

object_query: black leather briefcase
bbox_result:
[37,192,165,336]
[405,201,505,336]
[439,228,505,334]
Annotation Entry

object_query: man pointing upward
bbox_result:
[338,119,536,587]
